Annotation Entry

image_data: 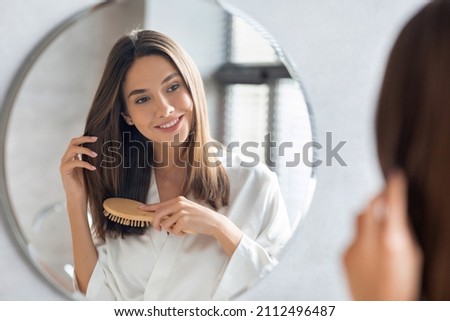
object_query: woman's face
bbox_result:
[122,55,193,146]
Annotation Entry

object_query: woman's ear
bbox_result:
[121,112,134,125]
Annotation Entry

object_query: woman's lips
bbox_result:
[155,115,183,133]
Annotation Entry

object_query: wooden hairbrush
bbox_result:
[103,197,195,234]
[103,198,154,227]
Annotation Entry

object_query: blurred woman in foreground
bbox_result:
[344,1,450,300]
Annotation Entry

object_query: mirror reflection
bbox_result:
[2,0,314,299]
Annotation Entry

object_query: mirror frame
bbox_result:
[0,0,317,300]
[0,2,112,300]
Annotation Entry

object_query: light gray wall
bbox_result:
[0,0,427,300]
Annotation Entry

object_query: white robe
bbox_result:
[81,152,291,300]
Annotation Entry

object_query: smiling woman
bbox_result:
[59,29,291,300]
[1,0,314,301]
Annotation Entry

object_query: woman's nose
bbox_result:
[154,95,175,118]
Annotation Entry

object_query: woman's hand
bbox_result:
[140,196,243,256]
[343,171,423,300]
[60,136,98,202]
[140,196,223,236]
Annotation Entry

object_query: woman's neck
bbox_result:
[152,142,187,170]
[152,142,187,200]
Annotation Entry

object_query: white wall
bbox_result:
[0,0,427,300]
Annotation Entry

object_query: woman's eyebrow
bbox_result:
[161,72,180,85]
[127,73,180,99]
[128,88,147,98]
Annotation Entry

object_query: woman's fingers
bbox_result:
[171,223,187,236]
[140,197,187,230]
[62,146,98,163]
[60,159,96,173]
[353,194,385,242]
[60,136,98,176]
[160,212,182,231]
[161,210,193,231]
[62,136,98,162]
[380,171,414,250]
[140,196,185,212]
[384,171,408,231]
[70,135,98,146]
[152,203,183,231]
[160,213,192,236]
[142,197,201,235]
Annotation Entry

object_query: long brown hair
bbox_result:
[376,1,450,300]
[83,30,229,240]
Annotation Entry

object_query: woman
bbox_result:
[60,30,290,300]
[344,1,450,300]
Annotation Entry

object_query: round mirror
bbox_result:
[0,0,315,300]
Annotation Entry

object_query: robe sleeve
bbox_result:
[72,238,117,300]
[212,170,292,300]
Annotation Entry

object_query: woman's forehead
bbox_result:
[124,55,180,90]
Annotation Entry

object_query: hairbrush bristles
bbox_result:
[103,208,151,227]
[102,198,154,227]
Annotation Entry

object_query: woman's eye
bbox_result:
[167,83,180,92]
[136,96,149,104]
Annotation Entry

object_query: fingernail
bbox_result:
[91,152,98,157]
[90,165,96,170]
[138,204,145,208]
[91,136,98,141]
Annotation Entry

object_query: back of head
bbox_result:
[376,1,450,300]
